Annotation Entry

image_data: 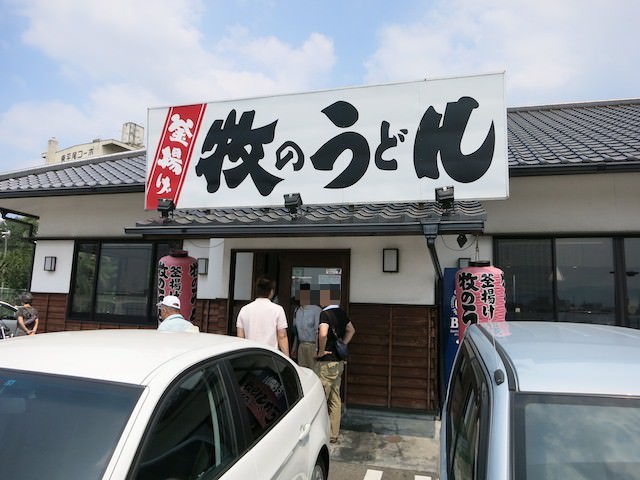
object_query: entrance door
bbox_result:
[277,251,350,327]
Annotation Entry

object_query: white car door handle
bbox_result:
[298,423,311,442]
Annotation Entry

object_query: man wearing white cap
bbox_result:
[157,295,199,332]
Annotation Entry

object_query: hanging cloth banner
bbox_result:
[146,103,207,209]
[455,261,506,339]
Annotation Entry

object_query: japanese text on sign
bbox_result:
[146,73,507,209]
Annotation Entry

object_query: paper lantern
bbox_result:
[158,250,198,321]
[455,261,506,339]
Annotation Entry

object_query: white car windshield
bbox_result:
[0,368,143,479]
[514,393,640,479]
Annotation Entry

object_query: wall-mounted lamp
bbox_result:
[284,193,303,216]
[435,186,455,211]
[197,258,209,275]
[157,198,175,222]
[457,234,468,248]
[44,256,57,272]
[382,248,399,273]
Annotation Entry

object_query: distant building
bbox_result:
[43,122,144,165]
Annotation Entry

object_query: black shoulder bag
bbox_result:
[326,309,348,360]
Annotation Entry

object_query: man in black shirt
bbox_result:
[316,303,355,443]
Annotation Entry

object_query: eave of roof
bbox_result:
[0,98,638,238]
[124,201,487,238]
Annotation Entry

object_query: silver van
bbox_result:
[440,321,640,480]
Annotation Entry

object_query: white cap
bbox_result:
[157,295,181,309]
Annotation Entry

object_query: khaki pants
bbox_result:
[316,360,345,440]
[297,342,317,370]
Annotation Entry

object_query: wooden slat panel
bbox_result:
[348,394,388,407]
[391,377,428,389]
[348,374,389,386]
[391,397,428,410]
[345,303,439,413]
[28,295,440,413]
[30,295,229,335]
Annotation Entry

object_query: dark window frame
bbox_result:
[226,350,303,447]
[129,358,241,480]
[445,340,491,480]
[511,392,640,480]
[494,235,640,327]
[68,240,172,325]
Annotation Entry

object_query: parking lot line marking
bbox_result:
[415,476,432,480]
[363,470,383,480]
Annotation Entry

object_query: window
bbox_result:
[134,364,237,480]
[446,343,489,480]
[69,241,171,324]
[494,237,631,325]
[625,238,640,329]
[494,238,554,321]
[513,393,640,479]
[556,238,614,324]
[229,352,301,444]
[0,369,142,480]
[452,388,480,480]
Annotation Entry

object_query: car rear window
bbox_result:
[0,368,143,480]
[513,393,640,479]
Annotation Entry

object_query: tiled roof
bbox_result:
[1,99,639,196]
[0,150,146,197]
[1,98,638,236]
[125,201,487,237]
[508,98,640,175]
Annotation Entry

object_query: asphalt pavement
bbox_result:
[328,407,440,476]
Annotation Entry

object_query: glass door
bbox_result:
[277,251,350,332]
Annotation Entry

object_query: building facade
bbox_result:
[1,98,639,413]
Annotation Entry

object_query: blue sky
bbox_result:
[0,0,638,173]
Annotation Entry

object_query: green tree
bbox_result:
[0,215,37,302]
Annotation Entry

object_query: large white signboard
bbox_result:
[146,72,507,210]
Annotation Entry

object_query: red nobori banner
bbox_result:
[145,103,207,209]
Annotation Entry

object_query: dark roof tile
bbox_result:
[0,99,639,236]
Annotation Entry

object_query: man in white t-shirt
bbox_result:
[236,275,289,356]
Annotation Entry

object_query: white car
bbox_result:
[0,330,331,479]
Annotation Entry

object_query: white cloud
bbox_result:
[15,0,335,102]
[365,0,640,105]
[0,0,338,170]
[1,0,638,173]
[18,0,207,81]
[0,100,89,170]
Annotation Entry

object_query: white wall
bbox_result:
[484,172,640,234]
[1,193,148,237]
[30,240,74,293]
[11,171,635,304]
[208,235,491,305]
[183,238,226,299]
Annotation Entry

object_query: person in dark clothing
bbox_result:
[16,292,39,336]
[316,303,355,443]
